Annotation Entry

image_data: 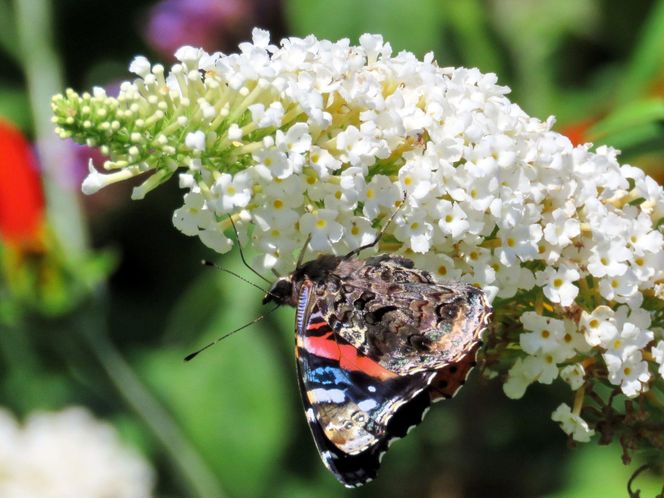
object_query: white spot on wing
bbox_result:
[310,388,346,403]
[357,399,377,411]
[368,385,376,393]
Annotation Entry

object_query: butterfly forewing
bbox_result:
[313,255,491,376]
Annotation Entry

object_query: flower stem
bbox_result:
[13,0,88,257]
[573,385,586,416]
[76,295,225,498]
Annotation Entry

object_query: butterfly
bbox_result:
[263,245,492,487]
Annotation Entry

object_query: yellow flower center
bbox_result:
[316,219,327,229]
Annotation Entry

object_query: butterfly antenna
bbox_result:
[345,193,407,258]
[201,260,282,301]
[184,305,280,361]
[227,215,271,284]
[201,260,270,294]
[295,234,312,269]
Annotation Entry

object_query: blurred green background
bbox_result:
[1,0,664,497]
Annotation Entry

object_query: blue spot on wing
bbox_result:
[309,365,352,387]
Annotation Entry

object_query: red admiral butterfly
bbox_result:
[263,235,492,486]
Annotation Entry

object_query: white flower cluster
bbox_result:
[52,29,664,443]
[0,407,155,498]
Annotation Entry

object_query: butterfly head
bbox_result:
[263,276,297,306]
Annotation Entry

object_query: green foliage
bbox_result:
[0,86,30,130]
[542,445,663,498]
[140,259,292,497]
[286,0,443,57]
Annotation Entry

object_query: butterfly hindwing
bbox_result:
[295,281,434,487]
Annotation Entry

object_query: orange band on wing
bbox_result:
[306,321,329,331]
[304,335,396,380]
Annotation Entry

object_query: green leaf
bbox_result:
[589,99,664,157]
[440,0,505,74]
[140,267,292,498]
[614,0,664,105]
[0,86,31,131]
[541,444,663,498]
[161,269,225,345]
[285,0,442,57]
[589,99,664,138]
[0,0,19,62]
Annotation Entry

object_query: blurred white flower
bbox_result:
[0,407,154,498]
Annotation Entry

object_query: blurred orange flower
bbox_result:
[560,118,596,147]
[0,119,44,249]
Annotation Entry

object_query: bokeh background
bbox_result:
[1,0,664,497]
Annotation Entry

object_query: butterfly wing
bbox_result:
[295,280,434,487]
[316,254,492,376]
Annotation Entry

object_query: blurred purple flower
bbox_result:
[144,0,253,58]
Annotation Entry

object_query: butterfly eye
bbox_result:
[263,278,293,305]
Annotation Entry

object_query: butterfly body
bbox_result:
[264,253,492,487]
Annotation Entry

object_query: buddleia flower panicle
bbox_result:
[52,29,664,452]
